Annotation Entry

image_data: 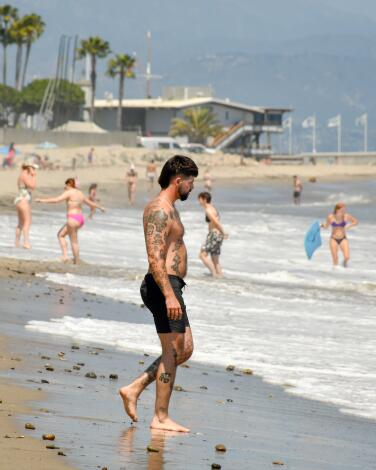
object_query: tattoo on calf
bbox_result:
[159,372,172,384]
[141,356,161,386]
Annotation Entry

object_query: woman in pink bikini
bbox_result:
[36,178,105,264]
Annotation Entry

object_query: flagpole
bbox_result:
[338,115,341,153]
[312,115,316,153]
[364,114,368,152]
[289,118,293,155]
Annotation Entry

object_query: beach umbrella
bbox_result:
[36,141,58,149]
[0,145,21,155]
[304,221,322,260]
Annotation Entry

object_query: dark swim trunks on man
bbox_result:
[140,273,190,334]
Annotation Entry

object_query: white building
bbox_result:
[91,86,291,155]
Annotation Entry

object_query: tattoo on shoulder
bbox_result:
[145,209,168,235]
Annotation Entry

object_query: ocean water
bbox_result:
[1,179,376,421]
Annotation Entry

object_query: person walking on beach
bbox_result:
[88,147,95,165]
[14,162,38,249]
[321,202,358,267]
[198,191,228,277]
[203,167,213,192]
[119,155,198,433]
[293,175,302,205]
[126,163,138,206]
[36,178,105,264]
[88,183,99,219]
[3,142,16,168]
[146,158,157,192]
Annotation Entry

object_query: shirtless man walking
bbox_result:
[119,155,198,432]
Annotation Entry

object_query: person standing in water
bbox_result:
[293,175,302,205]
[36,178,105,264]
[126,163,138,206]
[88,183,99,219]
[119,155,198,433]
[321,202,358,267]
[146,158,158,192]
[14,162,38,249]
[198,191,228,277]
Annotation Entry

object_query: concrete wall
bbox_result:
[146,109,175,135]
[0,127,137,147]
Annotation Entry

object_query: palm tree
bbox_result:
[0,4,18,85]
[170,107,222,144]
[77,36,110,122]
[106,54,136,130]
[10,16,27,90]
[19,14,45,89]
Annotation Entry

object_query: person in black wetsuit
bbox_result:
[321,202,358,267]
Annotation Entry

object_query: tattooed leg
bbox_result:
[119,356,162,422]
[150,333,190,432]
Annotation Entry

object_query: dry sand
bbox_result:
[1,145,376,211]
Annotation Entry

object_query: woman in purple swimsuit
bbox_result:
[36,178,105,264]
[321,202,358,267]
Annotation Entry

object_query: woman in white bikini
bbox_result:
[36,178,105,264]
[321,202,358,267]
[15,162,38,249]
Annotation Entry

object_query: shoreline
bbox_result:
[0,262,376,469]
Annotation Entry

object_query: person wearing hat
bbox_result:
[14,162,38,249]
[321,202,358,267]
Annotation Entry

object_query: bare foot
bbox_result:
[23,243,31,249]
[119,386,138,422]
[59,257,70,263]
[15,241,20,248]
[150,416,190,433]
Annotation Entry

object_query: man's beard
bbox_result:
[178,185,191,201]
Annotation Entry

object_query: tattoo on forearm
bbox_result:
[159,372,172,384]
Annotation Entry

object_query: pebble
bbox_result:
[211,464,221,469]
[25,423,35,430]
[41,380,49,384]
[71,345,80,350]
[226,398,233,403]
[64,369,72,373]
[42,434,56,441]
[180,364,190,368]
[45,366,54,372]
[200,385,208,390]
[77,362,85,366]
[73,366,81,370]
[109,374,118,380]
[139,360,145,365]
[173,385,184,392]
[46,444,60,449]
[85,372,97,379]
[147,445,159,452]
[242,368,253,375]
[226,365,235,371]
[215,444,226,452]
[58,352,65,357]
[58,451,66,456]
[41,356,50,360]
[272,461,285,466]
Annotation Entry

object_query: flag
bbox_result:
[302,116,315,128]
[356,113,367,127]
[328,115,341,128]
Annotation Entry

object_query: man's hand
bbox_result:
[165,293,182,320]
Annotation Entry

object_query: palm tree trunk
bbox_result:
[117,72,124,131]
[2,44,7,85]
[21,41,31,89]
[90,54,96,122]
[15,43,23,90]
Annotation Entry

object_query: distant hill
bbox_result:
[7,0,376,150]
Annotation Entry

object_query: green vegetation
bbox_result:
[170,107,222,144]
[77,36,111,122]
[0,82,19,121]
[107,53,136,130]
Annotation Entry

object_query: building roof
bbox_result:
[94,97,291,114]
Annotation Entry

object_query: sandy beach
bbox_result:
[0,257,376,469]
[1,145,376,213]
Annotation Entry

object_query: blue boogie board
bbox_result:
[304,221,322,259]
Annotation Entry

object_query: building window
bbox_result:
[225,111,229,120]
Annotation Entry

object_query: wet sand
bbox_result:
[0,262,375,469]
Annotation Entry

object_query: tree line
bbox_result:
[0,3,136,130]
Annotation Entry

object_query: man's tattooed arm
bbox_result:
[144,204,173,297]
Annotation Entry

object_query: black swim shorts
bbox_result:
[140,273,190,334]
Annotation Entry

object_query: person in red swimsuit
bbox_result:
[321,202,358,267]
[36,178,105,264]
